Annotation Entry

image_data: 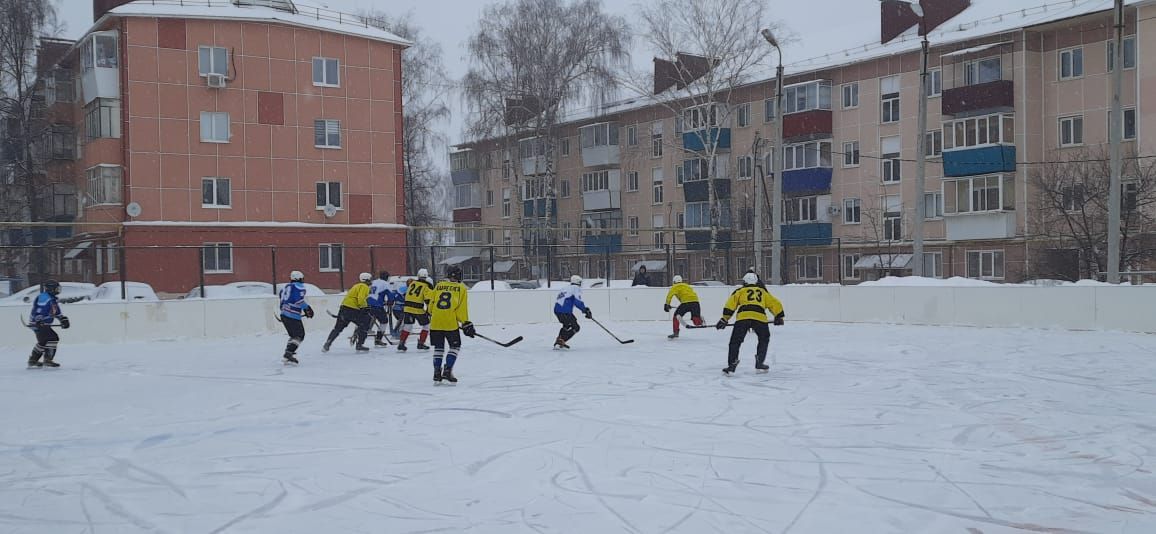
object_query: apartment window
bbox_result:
[1109,108,1137,141]
[964,57,1001,85]
[1123,182,1139,211]
[627,171,639,192]
[966,250,1004,280]
[652,215,666,249]
[561,138,571,157]
[79,32,117,72]
[880,75,900,124]
[841,82,859,109]
[923,252,944,278]
[519,136,546,159]
[926,68,942,97]
[561,223,572,241]
[737,155,753,179]
[786,196,818,223]
[842,141,859,167]
[201,177,231,208]
[1059,47,1084,80]
[676,212,685,229]
[684,103,724,129]
[1062,184,1086,212]
[486,189,494,207]
[202,243,233,274]
[1059,115,1083,147]
[312,57,340,86]
[47,69,74,104]
[581,170,610,192]
[685,202,711,228]
[315,181,342,209]
[86,165,122,205]
[455,183,477,209]
[50,183,77,217]
[651,121,664,158]
[319,244,343,272]
[944,174,1015,214]
[675,165,684,185]
[843,198,861,224]
[943,113,1014,150]
[883,195,901,241]
[1107,36,1137,71]
[450,151,474,172]
[796,255,823,281]
[199,111,230,143]
[579,122,619,148]
[314,119,341,148]
[881,135,901,183]
[737,103,751,127]
[764,98,777,122]
[652,168,665,204]
[48,127,76,159]
[455,223,481,244]
[924,130,943,158]
[560,180,570,198]
[923,191,943,219]
[783,140,833,171]
[198,46,228,76]
[84,98,121,140]
[628,216,640,237]
[842,254,861,280]
[501,188,511,218]
[783,80,832,114]
[627,125,638,146]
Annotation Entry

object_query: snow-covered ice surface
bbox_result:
[3,321,1156,533]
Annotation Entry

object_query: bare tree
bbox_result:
[858,205,910,280]
[1030,147,1156,280]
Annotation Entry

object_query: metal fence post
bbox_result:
[339,254,345,291]
[489,246,495,290]
[666,243,672,281]
[429,246,436,277]
[198,247,206,299]
[836,238,843,285]
[604,246,611,288]
[369,246,376,276]
[271,247,278,294]
[119,245,127,300]
[546,245,552,287]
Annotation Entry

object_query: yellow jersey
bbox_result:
[665,283,700,306]
[341,282,370,309]
[722,285,784,323]
[403,278,434,315]
[429,280,470,331]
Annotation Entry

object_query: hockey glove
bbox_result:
[773,312,785,326]
[461,322,476,338]
[664,304,672,313]
[304,307,315,319]
[715,319,728,330]
[58,316,70,329]
[583,309,593,320]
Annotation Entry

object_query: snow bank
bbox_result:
[859,276,999,287]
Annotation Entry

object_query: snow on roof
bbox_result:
[101,0,411,47]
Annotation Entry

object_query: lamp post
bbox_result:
[910,2,929,277]
[761,28,784,285]
[1107,0,1124,283]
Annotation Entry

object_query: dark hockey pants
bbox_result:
[29,326,59,365]
[430,330,462,371]
[556,312,580,342]
[728,319,770,368]
[326,306,370,346]
[368,307,390,341]
[282,316,305,357]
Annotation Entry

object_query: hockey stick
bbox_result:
[327,309,340,318]
[589,317,634,344]
[473,332,523,348]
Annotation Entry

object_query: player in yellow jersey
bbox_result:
[716,272,785,375]
[322,272,373,353]
[398,268,434,352]
[428,265,476,384]
[664,275,703,339]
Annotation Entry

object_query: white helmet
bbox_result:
[359,272,372,282]
[417,268,429,278]
[743,272,759,285]
[672,275,683,284]
[570,275,582,285]
[290,270,304,282]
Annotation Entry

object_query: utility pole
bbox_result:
[1107,0,1124,283]
[762,28,784,285]
[753,135,764,275]
[913,31,929,276]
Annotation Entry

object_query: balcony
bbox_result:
[783,110,833,142]
[684,230,733,251]
[682,128,731,152]
[941,80,1014,117]
[781,168,832,195]
[942,145,1016,177]
[583,233,622,254]
[451,168,480,185]
[522,198,557,219]
[452,208,481,223]
[582,189,621,212]
[521,155,547,177]
[945,212,1015,241]
[781,222,832,246]
[683,179,731,202]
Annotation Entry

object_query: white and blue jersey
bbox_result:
[390,282,407,311]
[29,292,63,326]
[368,279,390,309]
[553,284,588,314]
[279,282,312,320]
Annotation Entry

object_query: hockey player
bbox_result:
[368,271,392,347]
[553,275,591,349]
[664,275,703,339]
[278,270,314,364]
[27,280,70,368]
[388,278,406,339]
[323,272,373,353]
[398,268,434,352]
[428,265,476,384]
[716,272,785,375]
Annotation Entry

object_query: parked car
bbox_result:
[183,281,275,299]
[88,281,159,301]
[691,280,729,287]
[0,282,96,306]
[507,280,541,290]
[274,282,326,297]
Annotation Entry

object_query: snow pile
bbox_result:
[859,276,999,287]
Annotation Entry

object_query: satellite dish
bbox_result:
[322,204,338,218]
[126,202,142,218]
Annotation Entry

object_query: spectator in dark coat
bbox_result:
[632,265,652,287]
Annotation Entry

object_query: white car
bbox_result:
[184,281,276,299]
[88,281,159,301]
[275,282,326,297]
[0,282,96,306]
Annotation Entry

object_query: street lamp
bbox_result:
[905,0,930,277]
[761,28,784,286]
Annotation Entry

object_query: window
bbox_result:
[923,191,943,219]
[455,223,481,244]
[675,164,684,185]
[50,183,77,217]
[627,126,637,146]
[883,195,901,241]
[86,165,122,205]
[47,69,74,104]
[842,254,861,280]
[943,174,1015,214]
[312,57,339,86]
[581,171,610,192]
[924,130,943,158]
[843,198,861,224]
[926,68,942,97]
[966,250,1004,280]
[880,75,900,124]
[315,181,342,208]
[783,80,832,115]
[943,113,1014,150]
[486,189,494,207]
[842,141,860,167]
[783,140,833,171]
[964,57,1001,85]
[581,210,622,235]
[319,244,343,272]
[198,46,228,76]
[201,177,231,208]
[652,167,665,204]
[737,103,751,127]
[199,111,230,143]
[1123,182,1139,211]
[628,216,640,236]
[651,121,664,158]
[796,255,823,280]
[1059,115,1083,147]
[1059,47,1084,80]
[84,98,121,140]
[684,103,724,129]
[1107,36,1137,71]
[203,243,233,274]
[561,223,572,241]
[48,127,76,159]
[561,138,571,157]
[502,188,511,218]
[627,171,639,192]
[1109,108,1137,141]
[881,135,901,183]
[676,212,685,229]
[841,82,859,109]
[923,252,944,278]
[455,183,477,209]
[80,33,117,72]
[579,122,619,148]
[685,202,711,228]
[786,196,818,223]
[737,155,753,179]
[653,215,666,249]
[314,119,341,148]
[764,98,777,122]
[519,137,546,159]
[559,180,570,198]
[1062,184,1086,212]
[450,151,474,171]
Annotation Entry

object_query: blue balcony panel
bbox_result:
[682,128,731,152]
[450,168,480,185]
[684,230,733,251]
[583,233,622,254]
[781,223,832,246]
[782,167,833,195]
[943,145,1016,178]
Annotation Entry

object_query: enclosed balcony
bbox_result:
[522,198,557,219]
[583,233,623,254]
[781,222,832,246]
[452,208,481,223]
[450,149,480,184]
[781,167,832,195]
[782,110,832,142]
[683,179,731,202]
[682,102,731,152]
[941,113,1016,177]
[942,80,1014,117]
[580,169,621,211]
[683,230,733,251]
[943,146,1016,177]
[79,31,119,105]
[579,122,620,167]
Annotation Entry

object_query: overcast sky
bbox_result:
[53,0,1052,149]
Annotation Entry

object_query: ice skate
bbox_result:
[284,354,299,365]
[416,343,430,351]
[355,345,370,353]
[442,368,457,384]
[374,339,390,347]
[42,359,60,368]
[396,343,407,352]
[433,368,443,383]
[27,360,43,369]
[755,363,769,373]
[321,341,332,353]
[668,331,679,339]
[553,337,570,350]
[723,360,739,375]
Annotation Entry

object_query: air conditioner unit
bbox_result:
[206,73,228,88]
[827,205,841,215]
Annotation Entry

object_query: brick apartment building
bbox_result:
[449,0,1155,285]
[22,0,409,294]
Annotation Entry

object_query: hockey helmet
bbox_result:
[290,270,305,282]
[417,268,429,278]
[672,275,684,284]
[446,265,463,282]
[379,270,390,281]
[41,279,61,295]
[359,272,373,283]
[570,275,582,285]
[743,272,759,285]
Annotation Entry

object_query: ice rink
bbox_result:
[2,320,1156,533]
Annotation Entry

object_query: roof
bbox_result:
[97,0,411,47]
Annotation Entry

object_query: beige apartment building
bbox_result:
[450,0,1154,285]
